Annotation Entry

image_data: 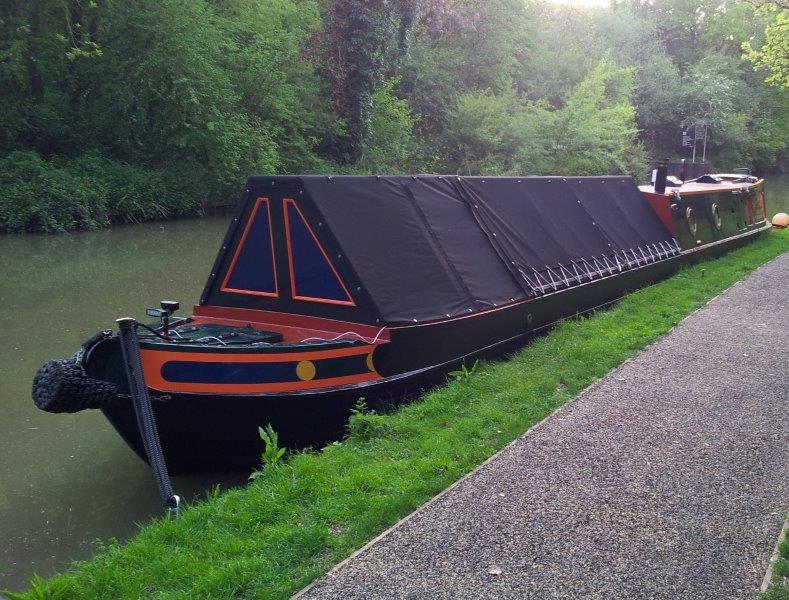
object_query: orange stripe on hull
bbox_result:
[140,346,380,394]
[140,344,374,363]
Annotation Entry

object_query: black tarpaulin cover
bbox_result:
[205,175,677,325]
[455,177,679,291]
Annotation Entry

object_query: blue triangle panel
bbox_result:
[223,199,277,295]
[285,201,353,304]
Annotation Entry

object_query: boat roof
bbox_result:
[200,175,677,326]
[639,174,763,197]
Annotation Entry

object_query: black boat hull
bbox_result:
[101,225,766,473]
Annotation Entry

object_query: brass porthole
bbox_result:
[686,206,698,235]
[711,203,722,230]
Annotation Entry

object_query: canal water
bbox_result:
[1,176,788,590]
[0,215,241,590]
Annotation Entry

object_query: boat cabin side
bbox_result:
[639,174,767,250]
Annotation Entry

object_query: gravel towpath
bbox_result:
[298,253,789,600]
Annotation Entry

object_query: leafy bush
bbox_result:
[0,151,109,233]
[548,57,647,180]
[443,90,553,175]
[359,78,418,173]
[67,154,207,224]
[0,151,205,233]
[442,58,647,180]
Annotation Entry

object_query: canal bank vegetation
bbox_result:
[761,524,789,600]
[1,0,787,232]
[7,229,787,599]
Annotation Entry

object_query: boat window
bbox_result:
[221,197,278,296]
[284,198,354,305]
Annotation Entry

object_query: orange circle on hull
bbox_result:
[296,360,317,381]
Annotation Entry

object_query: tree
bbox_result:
[678,55,744,161]
[322,0,415,164]
[442,90,551,175]
[209,0,330,174]
[595,6,683,159]
[399,0,538,140]
[517,4,602,105]
[0,0,104,156]
[548,57,647,179]
[358,78,417,173]
[441,57,647,180]
[2,0,787,232]
[743,8,789,89]
[612,0,729,70]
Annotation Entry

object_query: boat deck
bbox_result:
[640,177,763,197]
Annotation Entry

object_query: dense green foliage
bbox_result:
[0,150,204,231]
[6,229,787,598]
[1,0,787,231]
[744,6,789,90]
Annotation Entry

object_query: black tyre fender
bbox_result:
[32,358,118,413]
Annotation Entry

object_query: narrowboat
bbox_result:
[32,170,770,473]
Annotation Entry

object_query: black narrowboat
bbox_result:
[33,172,771,473]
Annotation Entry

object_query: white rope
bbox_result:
[195,336,227,345]
[299,326,388,345]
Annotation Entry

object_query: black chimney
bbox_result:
[655,158,669,193]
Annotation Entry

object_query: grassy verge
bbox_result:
[761,523,789,600]
[10,229,788,600]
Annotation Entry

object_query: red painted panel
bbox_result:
[141,346,380,394]
[642,191,676,235]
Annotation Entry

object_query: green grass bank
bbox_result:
[761,522,789,600]
[9,229,788,600]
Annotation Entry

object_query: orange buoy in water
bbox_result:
[772,212,789,227]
